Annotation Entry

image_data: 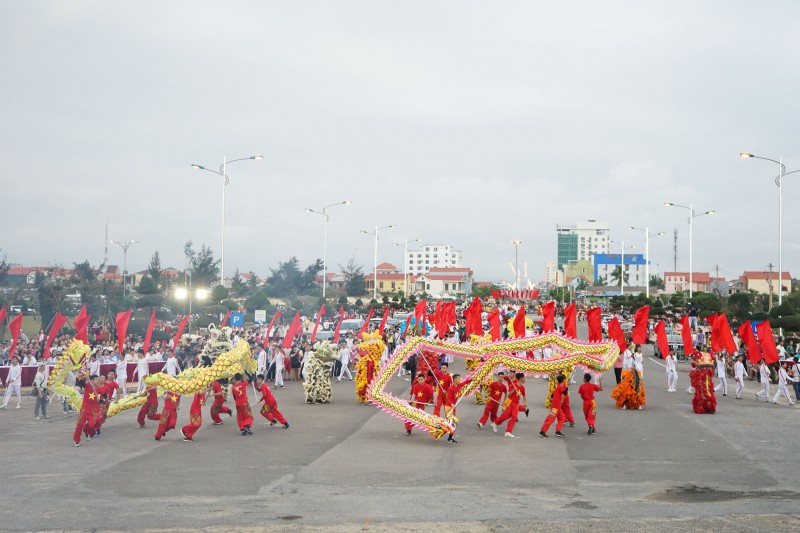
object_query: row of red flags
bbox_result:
[491,289,540,300]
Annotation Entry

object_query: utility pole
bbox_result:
[767,263,774,309]
[713,265,720,296]
[673,229,678,271]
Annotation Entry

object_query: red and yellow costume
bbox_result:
[444,378,472,419]
[406,379,434,433]
[432,368,452,417]
[209,380,232,423]
[257,382,287,425]
[73,383,100,444]
[611,369,646,410]
[97,380,119,429]
[541,382,567,433]
[478,380,507,426]
[495,376,526,434]
[154,391,180,440]
[181,392,206,440]
[232,381,253,431]
[137,385,161,426]
[577,382,601,431]
[561,386,575,426]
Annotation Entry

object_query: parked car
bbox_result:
[369,317,401,328]
[315,330,335,341]
[339,319,364,331]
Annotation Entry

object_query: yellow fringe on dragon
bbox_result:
[47,339,91,412]
[355,331,384,404]
[467,333,493,405]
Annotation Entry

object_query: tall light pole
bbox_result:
[511,240,522,290]
[609,240,636,296]
[664,203,716,298]
[304,200,352,299]
[627,227,665,299]
[361,225,397,300]
[191,155,262,287]
[394,237,421,299]
[109,240,139,298]
[740,153,796,305]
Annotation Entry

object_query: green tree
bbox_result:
[230,268,246,297]
[472,283,498,299]
[692,292,722,317]
[246,271,259,292]
[575,278,589,291]
[147,252,162,288]
[0,249,9,286]
[727,292,753,322]
[211,284,229,302]
[338,295,349,305]
[609,267,629,287]
[185,241,220,287]
[135,275,163,310]
[340,256,366,297]
[72,260,99,283]
[649,274,665,290]
[595,277,607,287]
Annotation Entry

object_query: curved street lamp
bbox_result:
[109,240,139,298]
[304,200,352,298]
[361,225,397,300]
[664,203,715,298]
[627,227,665,298]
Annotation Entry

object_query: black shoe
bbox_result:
[228,411,232,418]
[245,427,253,435]
[283,423,290,429]
[588,427,592,435]
[569,423,575,428]
[539,431,548,438]
[555,431,565,438]
[591,427,597,434]
[241,430,247,436]
[406,429,412,435]
[525,408,530,417]
[447,437,457,444]
[270,420,277,426]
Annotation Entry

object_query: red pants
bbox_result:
[137,403,161,426]
[210,402,231,423]
[181,411,203,439]
[562,397,575,424]
[154,408,177,440]
[479,400,500,425]
[260,403,287,425]
[433,391,446,417]
[540,406,566,433]
[236,403,253,430]
[583,399,596,429]
[405,402,426,432]
[495,402,520,433]
[73,410,96,444]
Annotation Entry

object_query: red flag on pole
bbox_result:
[717,314,737,354]
[401,313,413,340]
[142,311,157,355]
[607,318,628,353]
[679,315,694,355]
[587,307,602,342]
[463,297,483,338]
[531,290,540,299]
[282,311,302,349]
[172,315,190,350]
[358,307,374,337]
[654,320,669,360]
[264,310,282,347]
[541,301,555,332]
[8,312,23,359]
[221,310,231,327]
[378,305,390,336]
[707,313,721,352]
[44,313,67,359]
[738,321,761,364]
[513,306,526,338]
[755,320,779,364]
[631,306,650,344]
[487,308,500,341]
[310,304,326,343]
[432,301,442,337]
[442,302,457,336]
[563,303,576,338]
[74,304,91,343]
[115,310,132,354]
[333,307,344,344]
[0,305,6,323]
[414,300,426,324]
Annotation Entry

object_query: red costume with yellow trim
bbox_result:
[154,391,180,440]
[137,385,161,426]
[405,378,434,433]
[181,391,207,440]
[232,380,253,431]
[73,383,100,444]
[209,380,232,423]
[257,382,287,425]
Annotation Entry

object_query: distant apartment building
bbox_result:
[406,244,463,276]
[594,253,647,288]
[556,220,610,270]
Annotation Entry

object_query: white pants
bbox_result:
[116,375,127,398]
[772,384,794,405]
[2,383,22,407]
[137,376,148,393]
[756,381,771,400]
[338,362,352,381]
[735,377,744,398]
[667,370,678,391]
[714,375,728,395]
[275,364,284,387]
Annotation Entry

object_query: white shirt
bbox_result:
[257,349,267,373]
[777,345,786,360]
[116,359,128,377]
[165,357,181,377]
[759,363,770,383]
[792,364,800,383]
[633,352,643,371]
[6,364,21,384]
[666,355,676,373]
[33,371,46,389]
[716,357,726,378]
[339,347,351,364]
[734,361,745,379]
[622,350,633,370]
[778,367,789,386]
[89,360,100,375]
[135,358,149,378]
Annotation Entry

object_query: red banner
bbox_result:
[587,307,602,342]
[358,307,374,337]
[378,305,390,336]
[0,305,6,323]
[755,320,779,364]
[716,314,738,354]
[541,301,555,332]
[172,315,190,350]
[310,304,326,343]
[221,310,231,327]
[513,306,526,338]
[115,310,132,354]
[679,315,694,355]
[264,310,282,347]
[738,321,761,364]
[463,297,483,338]
[142,311,157,355]
[8,312,23,359]
[74,304,91,343]
[607,318,628,353]
[44,313,67,359]
[282,311,302,349]
[488,308,500,341]
[654,320,669,359]
[631,306,650,344]
[563,303,576,338]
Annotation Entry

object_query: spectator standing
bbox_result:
[1,357,23,409]
[32,364,49,419]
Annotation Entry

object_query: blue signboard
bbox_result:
[230,313,244,327]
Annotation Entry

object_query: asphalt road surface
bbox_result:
[0,343,798,532]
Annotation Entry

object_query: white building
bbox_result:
[556,220,610,269]
[406,243,463,276]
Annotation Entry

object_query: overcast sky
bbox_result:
[2,2,799,285]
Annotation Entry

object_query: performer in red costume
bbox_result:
[494,372,527,438]
[255,375,289,428]
[231,373,253,436]
[431,362,452,417]
[559,371,576,428]
[209,379,232,425]
[181,387,209,442]
[540,374,567,438]
[73,374,101,447]
[406,373,434,436]
[95,371,119,435]
[442,373,473,444]
[137,384,161,427]
[154,390,180,441]
[478,372,507,431]
[577,373,603,435]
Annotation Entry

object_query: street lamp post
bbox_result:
[511,240,522,290]
[664,203,716,298]
[361,225,397,300]
[394,237,421,299]
[740,153,797,305]
[109,240,139,298]
[609,240,636,296]
[304,200,352,299]
[191,155,262,287]
[627,226,665,299]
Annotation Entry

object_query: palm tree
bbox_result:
[609,266,630,287]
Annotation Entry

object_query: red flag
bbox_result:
[414,300,426,324]
[513,306,526,338]
[282,311,302,349]
[333,307,344,344]
[487,308,500,341]
[442,302,457,335]
[587,307,602,342]
[707,313,721,352]
[717,314,737,354]
[432,300,442,335]
[679,315,694,355]
[738,321,761,364]
[607,318,628,353]
[264,310,282,347]
[378,305,390,335]
[358,307,374,337]
[74,304,91,343]
[44,313,67,359]
[401,313,413,340]
[563,303,576,338]
[142,311,157,355]
[463,297,483,338]
[221,310,231,327]
[310,304,326,343]
[755,320,779,364]
[531,289,540,299]
[115,310,132,354]
[654,320,669,360]
[631,306,650,344]
[420,309,427,336]
[0,305,6,323]
[8,312,23,359]
[541,301,555,332]
[172,315,190,350]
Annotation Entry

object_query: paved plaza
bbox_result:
[0,346,798,532]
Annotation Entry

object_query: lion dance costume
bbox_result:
[611,368,647,410]
[355,332,385,404]
[303,341,338,404]
[689,352,717,414]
